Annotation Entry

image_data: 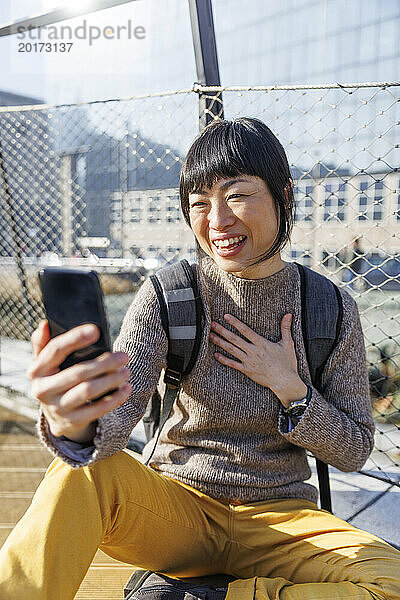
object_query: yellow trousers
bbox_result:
[0,450,399,600]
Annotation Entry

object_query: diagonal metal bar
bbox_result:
[0,0,139,38]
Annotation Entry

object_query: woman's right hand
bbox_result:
[28,320,132,443]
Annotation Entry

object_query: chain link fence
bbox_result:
[0,82,399,485]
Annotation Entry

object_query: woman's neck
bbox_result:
[229,254,287,280]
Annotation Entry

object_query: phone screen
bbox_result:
[39,268,112,370]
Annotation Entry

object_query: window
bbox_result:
[359,23,377,63]
[358,195,368,221]
[147,245,161,254]
[379,19,398,60]
[324,182,346,222]
[373,182,384,221]
[294,183,313,222]
[165,195,181,223]
[130,207,141,223]
[164,245,181,261]
[148,196,162,223]
[358,180,384,222]
[111,200,121,223]
[322,250,333,270]
[290,249,311,267]
[128,197,142,223]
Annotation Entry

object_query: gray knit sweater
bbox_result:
[39,259,374,504]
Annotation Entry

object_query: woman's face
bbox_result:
[188,175,285,278]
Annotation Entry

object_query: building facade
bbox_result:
[110,171,400,283]
[214,0,400,86]
[289,171,400,277]
[110,187,195,264]
[0,90,56,257]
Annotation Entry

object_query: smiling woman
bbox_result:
[180,118,295,278]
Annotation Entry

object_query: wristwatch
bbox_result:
[284,384,312,418]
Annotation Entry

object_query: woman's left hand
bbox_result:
[209,313,307,406]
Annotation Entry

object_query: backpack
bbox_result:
[124,571,235,600]
[142,259,343,513]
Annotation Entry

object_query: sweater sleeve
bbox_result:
[278,289,375,472]
[37,277,168,467]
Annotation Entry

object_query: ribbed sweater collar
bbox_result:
[199,256,296,293]
[196,257,298,316]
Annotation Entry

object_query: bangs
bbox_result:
[180,120,270,223]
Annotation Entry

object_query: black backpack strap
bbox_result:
[297,263,343,384]
[296,263,343,512]
[151,259,203,380]
[144,385,180,466]
[144,260,203,465]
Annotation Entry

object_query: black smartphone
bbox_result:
[38,268,112,371]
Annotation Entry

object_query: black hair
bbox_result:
[179,117,294,269]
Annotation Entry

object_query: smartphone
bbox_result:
[38,268,112,371]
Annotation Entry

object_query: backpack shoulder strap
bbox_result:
[144,260,203,465]
[296,263,343,388]
[296,262,343,512]
[150,259,203,382]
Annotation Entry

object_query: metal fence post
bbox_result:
[188,0,224,129]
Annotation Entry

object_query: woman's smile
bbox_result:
[211,235,248,256]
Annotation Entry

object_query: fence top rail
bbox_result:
[0,88,195,113]
[195,81,400,92]
[0,81,399,114]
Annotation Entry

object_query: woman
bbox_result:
[0,118,399,600]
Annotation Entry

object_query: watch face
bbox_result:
[289,404,308,418]
[286,385,312,418]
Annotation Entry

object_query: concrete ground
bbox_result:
[0,335,399,551]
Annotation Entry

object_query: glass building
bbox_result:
[213,0,400,85]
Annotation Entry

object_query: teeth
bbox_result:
[213,235,246,248]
